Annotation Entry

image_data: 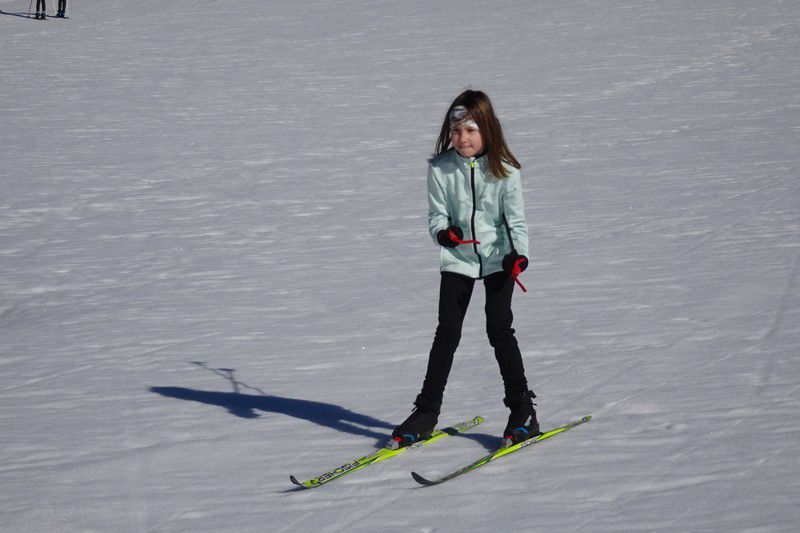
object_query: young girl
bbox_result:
[389,90,539,449]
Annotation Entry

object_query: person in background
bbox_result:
[35,0,46,19]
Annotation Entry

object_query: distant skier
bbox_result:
[34,0,46,19]
[56,0,66,18]
[389,90,540,450]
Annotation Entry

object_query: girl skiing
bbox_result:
[389,90,539,449]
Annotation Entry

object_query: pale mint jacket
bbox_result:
[427,150,529,279]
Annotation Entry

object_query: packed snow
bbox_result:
[2,0,799,531]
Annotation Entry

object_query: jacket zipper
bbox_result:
[470,160,483,278]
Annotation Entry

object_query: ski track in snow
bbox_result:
[2,0,800,531]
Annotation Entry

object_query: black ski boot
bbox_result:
[502,390,540,447]
[387,394,440,450]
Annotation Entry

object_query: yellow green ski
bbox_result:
[411,415,591,486]
[290,416,483,489]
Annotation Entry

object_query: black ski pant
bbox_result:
[58,0,66,13]
[419,271,530,406]
[36,0,45,12]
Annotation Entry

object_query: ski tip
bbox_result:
[411,471,437,486]
[289,475,306,488]
[583,415,592,423]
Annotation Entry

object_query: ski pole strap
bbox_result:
[449,229,480,245]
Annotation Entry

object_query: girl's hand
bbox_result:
[503,253,529,276]
[437,227,462,247]
[503,252,529,292]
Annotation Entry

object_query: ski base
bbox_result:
[412,415,591,486]
[290,416,483,489]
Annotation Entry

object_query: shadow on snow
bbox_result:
[150,362,498,451]
[0,10,37,19]
[150,385,397,444]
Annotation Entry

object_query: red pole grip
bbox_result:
[449,229,480,245]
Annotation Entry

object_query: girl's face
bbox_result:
[450,123,484,158]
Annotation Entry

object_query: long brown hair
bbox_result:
[434,90,521,178]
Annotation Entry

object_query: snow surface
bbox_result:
[2,0,800,531]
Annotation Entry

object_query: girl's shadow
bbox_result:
[150,362,498,451]
[0,10,37,19]
[150,362,396,445]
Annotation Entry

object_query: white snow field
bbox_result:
[2,0,799,531]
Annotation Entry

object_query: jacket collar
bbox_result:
[453,150,487,167]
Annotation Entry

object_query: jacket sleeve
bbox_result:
[502,169,530,258]
[427,164,450,244]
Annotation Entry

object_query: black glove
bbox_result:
[503,251,529,276]
[437,226,464,248]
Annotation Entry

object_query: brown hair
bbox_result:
[434,90,521,178]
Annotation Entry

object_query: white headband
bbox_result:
[449,106,479,130]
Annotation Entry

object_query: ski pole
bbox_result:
[448,229,480,246]
[29,0,33,17]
